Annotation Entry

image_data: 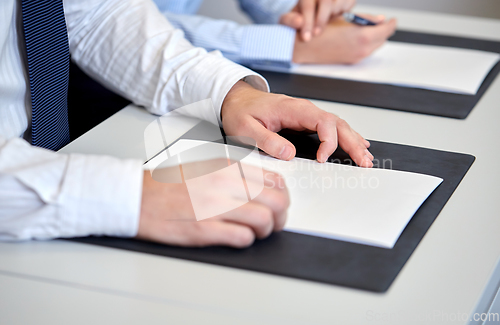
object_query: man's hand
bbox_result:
[293,15,396,64]
[221,81,374,167]
[280,0,357,41]
[137,160,289,248]
[137,79,373,249]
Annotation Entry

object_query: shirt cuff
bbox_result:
[59,153,143,238]
[240,25,296,68]
[183,53,269,126]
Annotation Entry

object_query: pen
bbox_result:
[343,12,377,26]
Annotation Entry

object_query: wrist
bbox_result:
[221,80,255,124]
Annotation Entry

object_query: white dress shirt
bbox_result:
[0,0,268,241]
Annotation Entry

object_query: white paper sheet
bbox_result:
[146,140,443,249]
[253,41,500,95]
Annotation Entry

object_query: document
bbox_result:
[146,139,443,249]
[253,41,500,95]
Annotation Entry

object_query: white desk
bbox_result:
[2,5,500,325]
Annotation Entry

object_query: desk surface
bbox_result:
[2,5,500,325]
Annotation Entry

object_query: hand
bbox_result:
[221,81,374,167]
[293,15,397,64]
[137,160,289,248]
[280,0,357,41]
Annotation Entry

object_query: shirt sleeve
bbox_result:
[163,12,296,68]
[0,136,143,241]
[63,0,269,125]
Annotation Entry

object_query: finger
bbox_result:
[300,0,316,41]
[279,11,304,29]
[143,220,256,248]
[316,114,339,163]
[353,131,371,149]
[314,0,331,35]
[360,136,373,160]
[254,98,369,166]
[352,19,396,62]
[261,169,288,191]
[277,102,339,163]
[330,0,344,16]
[365,20,398,56]
[217,201,275,239]
[336,120,373,168]
[268,99,338,162]
[311,112,370,167]
[250,185,289,231]
[364,148,374,160]
[373,15,386,23]
[383,18,398,37]
[283,110,369,166]
[218,168,289,232]
[365,18,397,44]
[243,117,297,161]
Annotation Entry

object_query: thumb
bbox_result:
[279,12,304,30]
[245,118,296,160]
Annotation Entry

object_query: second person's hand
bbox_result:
[280,0,357,41]
[293,14,397,64]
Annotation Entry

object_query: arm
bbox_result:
[0,136,142,240]
[0,0,286,244]
[64,0,268,124]
[64,0,373,162]
[162,11,296,67]
[159,5,394,68]
[0,134,289,247]
[56,0,370,248]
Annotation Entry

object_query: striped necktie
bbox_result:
[21,0,71,151]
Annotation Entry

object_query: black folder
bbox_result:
[69,134,474,293]
[253,30,500,119]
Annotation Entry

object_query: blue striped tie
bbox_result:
[21,0,71,151]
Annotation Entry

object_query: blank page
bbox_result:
[253,41,500,95]
[146,140,443,249]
